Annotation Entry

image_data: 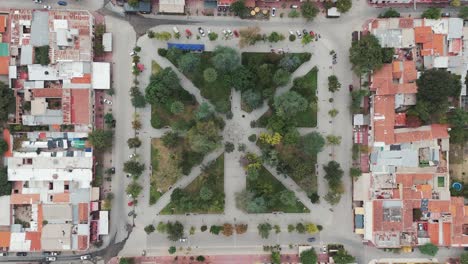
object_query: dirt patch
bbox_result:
[450,143,468,181]
[151,139,183,193]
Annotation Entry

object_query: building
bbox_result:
[124,2,152,13]
[158,0,185,13]
[353,17,468,249]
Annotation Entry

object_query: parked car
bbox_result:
[179,237,188,242]
[103,98,112,105]
[349,84,353,92]
[198,27,206,37]
[57,1,67,5]
[129,153,136,159]
[43,5,51,9]
[307,237,316,242]
[128,201,134,206]
[16,252,27,256]
[0,252,7,256]
[290,4,298,8]
[233,30,239,38]
[271,7,276,17]
[45,256,57,262]
[296,30,302,39]
[289,30,294,36]
[442,12,451,17]
[172,26,179,34]
[129,51,136,56]
[80,255,91,260]
[309,31,315,37]
[34,0,43,3]
[128,210,135,217]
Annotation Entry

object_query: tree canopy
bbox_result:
[349,34,383,75]
[300,132,325,156]
[323,161,344,191]
[422,7,441,19]
[301,1,319,21]
[0,81,15,122]
[459,6,468,20]
[230,0,248,18]
[300,248,317,264]
[145,67,182,105]
[0,139,8,157]
[419,243,439,256]
[336,0,352,13]
[88,130,113,151]
[460,252,468,264]
[187,121,221,154]
[416,69,461,119]
[123,160,145,177]
[328,75,341,92]
[0,167,11,196]
[333,249,356,264]
[211,46,241,73]
[274,91,308,118]
[166,221,184,241]
[177,53,201,74]
[379,8,400,18]
[448,108,468,144]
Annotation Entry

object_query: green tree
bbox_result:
[170,101,185,115]
[323,161,344,191]
[302,33,313,45]
[301,132,325,156]
[300,248,317,264]
[199,186,213,201]
[187,121,221,154]
[273,69,291,86]
[123,160,145,177]
[210,225,223,235]
[336,0,352,13]
[119,258,132,264]
[280,190,297,206]
[0,82,14,122]
[196,256,206,262]
[0,139,8,156]
[211,46,241,73]
[380,8,400,18]
[460,252,468,264]
[104,113,114,124]
[287,224,295,232]
[208,32,218,41]
[350,167,362,178]
[166,221,184,241]
[448,108,468,144]
[422,7,441,19]
[279,54,301,72]
[274,91,308,118]
[161,132,179,148]
[296,223,306,233]
[381,47,395,63]
[0,167,11,196]
[271,251,281,264]
[349,34,383,75]
[177,53,201,74]
[145,68,182,105]
[88,130,113,151]
[242,89,263,110]
[203,68,217,83]
[416,69,461,118]
[257,223,272,238]
[144,224,155,234]
[195,102,214,121]
[301,1,319,21]
[268,32,284,43]
[333,249,356,264]
[126,181,143,198]
[225,142,235,153]
[231,0,248,18]
[168,246,176,254]
[419,242,438,256]
[230,66,255,91]
[328,75,341,92]
[157,221,167,233]
[459,6,468,19]
[127,137,141,148]
[452,0,461,6]
[326,135,342,145]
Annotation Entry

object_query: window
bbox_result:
[22,158,33,165]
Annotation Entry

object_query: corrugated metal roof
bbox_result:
[30,11,49,46]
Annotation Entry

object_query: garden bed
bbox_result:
[161,154,225,214]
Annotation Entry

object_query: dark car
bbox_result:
[57,1,67,5]
[16,252,27,256]
[302,29,308,35]
[349,84,353,92]
[442,12,451,17]
[307,237,316,242]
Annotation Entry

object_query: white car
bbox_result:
[129,153,136,159]
[103,98,113,105]
[271,7,276,17]
[296,30,302,39]
[198,27,205,37]
[34,0,43,3]
[289,30,294,36]
[130,51,136,56]
[80,255,91,260]
[43,5,51,9]
[45,256,56,262]
[179,237,187,242]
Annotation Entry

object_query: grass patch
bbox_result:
[151,60,162,75]
[247,166,309,213]
[151,102,197,129]
[161,154,225,214]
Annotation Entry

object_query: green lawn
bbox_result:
[161,154,225,214]
[247,166,309,213]
[256,67,318,128]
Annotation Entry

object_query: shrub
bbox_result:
[289,34,296,42]
[222,223,233,236]
[235,224,248,234]
[158,48,168,57]
[248,134,257,142]
[296,223,305,233]
[168,246,176,254]
[419,243,438,256]
[225,142,235,153]
[287,224,295,233]
[203,68,218,83]
[147,30,155,38]
[144,224,155,234]
[210,225,223,235]
[350,167,362,178]
[201,225,207,232]
[196,256,206,262]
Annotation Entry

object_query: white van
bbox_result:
[172,26,179,34]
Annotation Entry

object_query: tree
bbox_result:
[459,6,468,20]
[288,224,295,233]
[268,32,284,43]
[210,225,223,235]
[119,258,132,264]
[35,46,50,65]
[416,69,461,118]
[187,121,221,154]
[157,221,167,233]
[302,33,313,45]
[178,53,201,74]
[273,69,291,86]
[274,91,308,118]
[326,135,342,145]
[288,10,300,18]
[301,132,325,156]
[230,66,255,91]
[0,139,8,156]
[199,186,213,201]
[104,113,114,124]
[279,54,301,72]
[296,223,306,233]
[289,34,296,42]
[211,46,241,73]
[0,167,11,196]
[196,256,206,262]
[336,0,352,13]
[0,82,14,122]
[300,248,317,264]
[271,251,281,264]
[144,224,155,234]
[333,249,356,264]
[162,132,179,148]
[127,0,138,6]
[280,190,297,206]
[166,221,184,241]
[242,89,263,110]
[225,142,235,153]
[380,8,400,18]
[123,160,145,177]
[145,68,182,105]
[328,75,341,92]
[418,242,438,256]
[231,0,248,18]
[350,167,362,178]
[203,68,217,83]
[208,32,218,41]
[301,1,319,21]
[328,109,339,118]
[452,0,461,6]
[461,252,468,264]
[422,7,441,19]
[127,137,141,148]
[88,130,113,151]
[448,108,468,144]
[305,223,319,234]
[195,102,214,121]
[168,246,176,254]
[126,181,143,198]
[323,161,344,191]
[349,34,383,75]
[257,223,272,238]
[170,101,185,115]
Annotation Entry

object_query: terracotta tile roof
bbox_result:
[71,73,91,84]
[372,20,379,29]
[451,197,467,246]
[2,129,12,157]
[428,222,439,245]
[37,204,43,233]
[373,95,395,144]
[399,18,414,28]
[0,57,8,75]
[433,34,445,56]
[78,235,88,250]
[26,232,41,251]
[52,192,69,203]
[450,38,462,54]
[0,15,7,33]
[392,61,402,79]
[402,60,418,82]
[371,64,394,94]
[443,222,451,246]
[395,113,406,127]
[394,124,449,143]
[373,200,404,232]
[402,200,414,230]
[79,203,88,222]
[414,26,433,43]
[32,88,62,98]
[0,232,11,248]
[428,200,451,213]
[70,89,90,125]
[10,193,40,204]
